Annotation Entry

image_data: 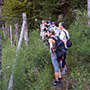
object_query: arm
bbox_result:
[44,33,47,39]
[60,39,66,44]
[49,39,54,53]
[59,32,66,44]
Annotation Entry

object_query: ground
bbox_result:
[52,68,90,90]
[53,68,74,90]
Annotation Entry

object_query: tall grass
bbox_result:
[1,10,90,90]
[67,10,90,89]
[1,31,54,90]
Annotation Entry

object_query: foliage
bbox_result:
[70,64,90,90]
[1,31,54,90]
[2,42,16,90]
[1,0,61,29]
[67,10,90,89]
[1,0,87,29]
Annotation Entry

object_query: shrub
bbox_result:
[1,31,53,90]
[67,10,90,89]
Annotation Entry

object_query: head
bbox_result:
[48,20,51,25]
[52,22,58,27]
[42,20,44,24]
[47,28,55,37]
[44,20,48,25]
[48,20,51,24]
[59,22,65,30]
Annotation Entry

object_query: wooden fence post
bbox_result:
[24,17,28,45]
[17,12,27,50]
[15,23,19,45]
[8,12,28,90]
[10,25,13,45]
[2,24,6,39]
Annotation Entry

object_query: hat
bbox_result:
[48,28,55,35]
[52,21,58,26]
[60,22,65,27]
[48,20,51,24]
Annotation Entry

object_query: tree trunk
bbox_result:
[15,23,19,45]
[17,12,27,50]
[10,25,13,45]
[88,0,90,26]
[2,24,6,39]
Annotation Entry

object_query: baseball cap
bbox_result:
[60,22,65,27]
[52,21,58,26]
[48,28,55,34]
[48,20,51,24]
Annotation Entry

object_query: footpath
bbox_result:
[53,68,90,90]
[53,68,74,90]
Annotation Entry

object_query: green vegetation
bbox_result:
[0,0,90,90]
[1,31,54,90]
[1,13,90,89]
[1,0,87,29]
[1,0,61,29]
[67,11,90,89]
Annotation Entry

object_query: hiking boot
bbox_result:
[51,78,62,84]
[51,78,62,86]
[51,80,61,86]
[58,78,62,81]
[51,79,56,85]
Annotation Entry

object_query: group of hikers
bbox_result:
[40,20,71,86]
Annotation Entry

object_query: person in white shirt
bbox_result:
[52,22,61,36]
[40,20,45,40]
[59,22,70,74]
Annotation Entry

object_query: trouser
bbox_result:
[62,49,67,68]
[51,52,59,72]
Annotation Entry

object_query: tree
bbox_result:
[1,0,61,29]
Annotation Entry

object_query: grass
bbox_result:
[1,30,54,90]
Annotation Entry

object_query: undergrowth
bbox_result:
[1,10,90,90]
[67,10,90,90]
[1,31,54,90]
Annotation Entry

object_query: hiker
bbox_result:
[47,28,63,86]
[40,20,45,40]
[40,20,49,40]
[43,20,52,41]
[47,20,53,29]
[59,22,70,74]
[52,21,61,36]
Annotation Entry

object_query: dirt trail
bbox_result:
[53,68,74,90]
[53,69,90,90]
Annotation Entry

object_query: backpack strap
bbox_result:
[49,36,59,42]
[49,37,57,42]
[63,31,68,40]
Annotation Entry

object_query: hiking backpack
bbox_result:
[50,36,66,59]
[63,31,72,47]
